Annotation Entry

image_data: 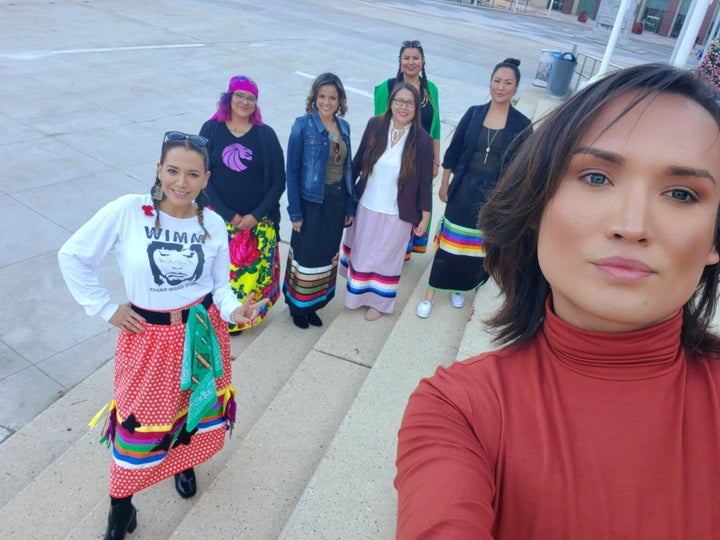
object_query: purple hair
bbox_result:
[210,75,264,126]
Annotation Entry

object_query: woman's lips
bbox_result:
[593,257,655,281]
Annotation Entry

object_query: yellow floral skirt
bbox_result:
[226,217,281,332]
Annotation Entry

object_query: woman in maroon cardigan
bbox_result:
[339,83,432,321]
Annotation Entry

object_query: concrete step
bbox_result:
[0,240,327,537]
[165,244,434,539]
[0,237,290,512]
[278,265,494,539]
[0,239,436,539]
[0,314,321,538]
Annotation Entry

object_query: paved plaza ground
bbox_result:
[0,0,682,443]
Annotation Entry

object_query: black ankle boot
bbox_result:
[292,314,309,329]
[306,312,323,327]
[104,500,137,540]
[174,467,197,498]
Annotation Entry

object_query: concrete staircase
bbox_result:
[0,229,485,540]
[0,97,557,539]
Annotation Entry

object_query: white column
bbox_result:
[671,0,713,66]
[598,0,634,74]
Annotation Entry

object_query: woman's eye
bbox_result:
[582,172,607,185]
[666,188,696,202]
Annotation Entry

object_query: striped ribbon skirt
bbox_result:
[339,204,412,314]
[96,303,235,498]
[283,182,347,315]
[428,169,492,292]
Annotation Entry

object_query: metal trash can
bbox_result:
[533,49,561,87]
[546,52,577,99]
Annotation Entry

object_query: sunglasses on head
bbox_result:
[163,131,208,147]
[402,40,422,48]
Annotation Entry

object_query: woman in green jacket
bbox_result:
[374,40,440,259]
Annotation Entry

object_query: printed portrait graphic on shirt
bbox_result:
[147,241,205,286]
[222,143,253,172]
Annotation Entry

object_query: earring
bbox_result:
[152,178,165,202]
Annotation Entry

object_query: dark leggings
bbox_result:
[110,495,132,506]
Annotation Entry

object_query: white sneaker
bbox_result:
[450,293,464,308]
[416,300,432,318]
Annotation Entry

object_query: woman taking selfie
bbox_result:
[396,64,720,538]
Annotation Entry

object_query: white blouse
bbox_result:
[359,123,407,215]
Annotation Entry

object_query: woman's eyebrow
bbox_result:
[666,166,716,184]
[574,147,716,184]
[573,146,623,165]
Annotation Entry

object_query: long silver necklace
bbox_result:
[485,128,501,164]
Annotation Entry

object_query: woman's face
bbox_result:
[156,146,210,218]
[400,47,424,78]
[537,91,720,333]
[390,88,416,127]
[490,67,517,105]
[315,84,339,121]
[231,90,257,120]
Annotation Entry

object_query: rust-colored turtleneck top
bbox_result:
[395,305,720,539]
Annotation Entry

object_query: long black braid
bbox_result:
[153,183,162,233]
[196,205,209,244]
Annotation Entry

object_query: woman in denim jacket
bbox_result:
[283,73,357,329]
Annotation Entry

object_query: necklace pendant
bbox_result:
[484,150,489,164]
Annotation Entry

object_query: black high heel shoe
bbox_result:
[104,500,137,540]
[174,467,197,498]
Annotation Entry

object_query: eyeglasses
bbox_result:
[402,40,422,48]
[392,98,416,109]
[332,141,341,165]
[233,92,257,104]
[163,131,208,147]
